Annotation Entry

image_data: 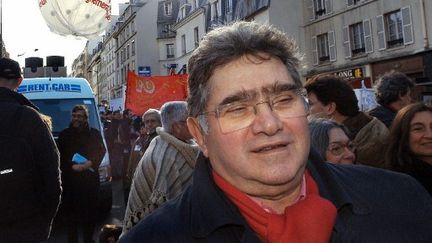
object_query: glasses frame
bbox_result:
[327,142,356,156]
[200,88,310,134]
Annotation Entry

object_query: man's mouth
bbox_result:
[253,143,288,153]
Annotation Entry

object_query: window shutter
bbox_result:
[311,36,318,65]
[376,15,386,50]
[363,19,373,53]
[401,6,414,45]
[217,0,222,18]
[325,0,332,14]
[308,0,315,21]
[328,31,336,61]
[343,26,351,58]
[347,0,354,7]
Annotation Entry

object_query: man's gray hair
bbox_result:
[374,71,415,105]
[160,101,188,134]
[142,108,161,122]
[187,21,303,133]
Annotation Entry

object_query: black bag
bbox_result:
[0,106,42,223]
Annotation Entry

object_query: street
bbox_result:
[48,179,125,242]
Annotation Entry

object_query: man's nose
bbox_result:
[250,102,282,135]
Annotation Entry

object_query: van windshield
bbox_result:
[32,98,101,138]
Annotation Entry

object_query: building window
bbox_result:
[181,35,186,55]
[347,0,363,6]
[211,1,219,21]
[179,5,186,19]
[386,10,404,47]
[166,44,174,58]
[164,1,172,16]
[343,20,373,58]
[317,33,329,62]
[226,0,232,12]
[312,31,336,65]
[127,44,130,59]
[350,22,365,54]
[164,24,173,34]
[131,40,135,56]
[131,20,135,33]
[313,0,329,17]
[377,6,413,50]
[194,27,199,48]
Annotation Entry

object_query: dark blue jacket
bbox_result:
[368,104,396,128]
[120,150,432,243]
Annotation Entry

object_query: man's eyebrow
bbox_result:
[218,89,257,106]
[262,82,299,95]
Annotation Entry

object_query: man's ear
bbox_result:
[326,102,337,116]
[187,117,208,157]
[13,77,23,90]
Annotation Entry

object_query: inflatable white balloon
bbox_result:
[39,0,111,39]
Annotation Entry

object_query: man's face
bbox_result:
[144,114,161,134]
[307,92,330,119]
[173,120,192,142]
[189,56,310,197]
[114,112,122,120]
[71,110,88,128]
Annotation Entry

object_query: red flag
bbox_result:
[125,71,188,115]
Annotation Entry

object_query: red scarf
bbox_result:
[213,170,336,243]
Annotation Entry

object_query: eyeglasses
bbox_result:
[327,142,356,156]
[201,88,309,133]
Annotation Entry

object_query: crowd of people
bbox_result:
[1,20,432,243]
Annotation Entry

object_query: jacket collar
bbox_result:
[189,149,371,240]
[307,148,370,214]
[0,87,39,111]
[190,153,258,241]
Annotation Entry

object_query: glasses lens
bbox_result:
[216,93,308,134]
[347,143,356,152]
[329,144,344,156]
[217,102,255,133]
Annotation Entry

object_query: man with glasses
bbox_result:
[120,21,432,242]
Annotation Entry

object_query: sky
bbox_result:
[2,0,128,72]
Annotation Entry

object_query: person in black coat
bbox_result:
[120,21,432,243]
[58,105,106,243]
[368,71,415,128]
[0,57,61,242]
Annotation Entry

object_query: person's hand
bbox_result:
[72,164,85,172]
[71,160,93,172]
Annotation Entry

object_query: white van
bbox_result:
[18,77,112,213]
